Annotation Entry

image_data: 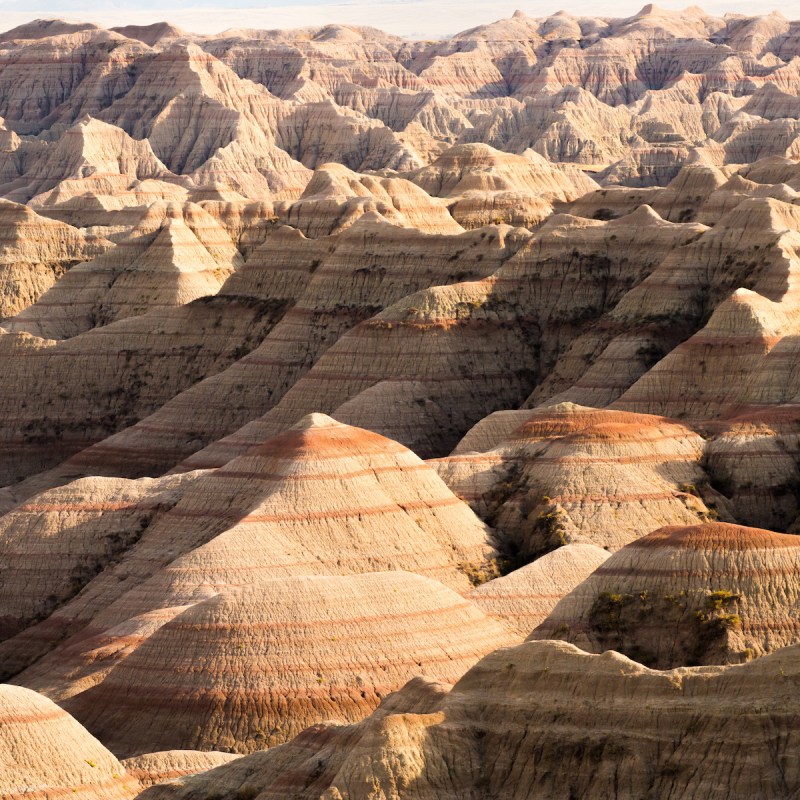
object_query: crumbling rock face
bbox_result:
[136,639,800,800]
[0,199,112,318]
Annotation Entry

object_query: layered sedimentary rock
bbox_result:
[121,751,239,789]
[66,571,514,756]
[7,9,800,793]
[1,117,174,205]
[470,543,611,637]
[434,403,718,557]
[0,473,189,640]
[408,143,598,228]
[0,199,111,318]
[279,162,462,237]
[5,201,241,339]
[0,287,291,488]
[137,639,800,800]
[174,204,702,469]
[0,683,138,799]
[532,521,800,667]
[2,415,497,687]
[55,220,524,482]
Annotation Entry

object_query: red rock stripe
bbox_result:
[215,463,430,481]
[168,496,462,522]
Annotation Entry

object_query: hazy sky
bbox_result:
[0,0,796,39]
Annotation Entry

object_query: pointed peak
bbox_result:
[291,413,342,431]
[128,214,219,275]
[635,3,661,17]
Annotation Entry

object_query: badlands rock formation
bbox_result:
[532,521,800,667]
[470,542,611,637]
[0,684,138,799]
[0,415,497,688]
[4,5,800,797]
[138,640,800,800]
[66,571,513,756]
[434,403,719,557]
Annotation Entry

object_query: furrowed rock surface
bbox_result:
[433,403,718,557]
[121,751,239,789]
[2,415,497,686]
[178,206,701,467]
[4,201,241,339]
[0,683,138,799]
[278,163,463,237]
[407,143,599,229]
[66,571,514,756]
[532,521,800,667]
[55,220,524,481]
[0,199,112,318]
[0,473,190,641]
[470,542,611,637]
[135,639,800,800]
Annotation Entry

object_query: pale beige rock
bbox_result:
[121,751,239,789]
[135,638,800,800]
[4,200,241,339]
[279,163,462,237]
[470,543,611,637]
[0,199,112,318]
[0,683,138,799]
[435,403,718,557]
[3,415,498,690]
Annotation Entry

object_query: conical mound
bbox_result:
[66,571,515,756]
[5,415,497,698]
[83,414,498,630]
[435,404,715,556]
[531,521,800,667]
[471,543,611,637]
[132,640,800,800]
[99,215,231,317]
[0,684,137,799]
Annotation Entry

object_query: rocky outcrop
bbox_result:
[66,571,514,756]
[136,638,800,800]
[0,683,138,799]
[5,201,241,339]
[408,143,598,229]
[532,522,800,667]
[51,220,524,482]
[279,163,462,237]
